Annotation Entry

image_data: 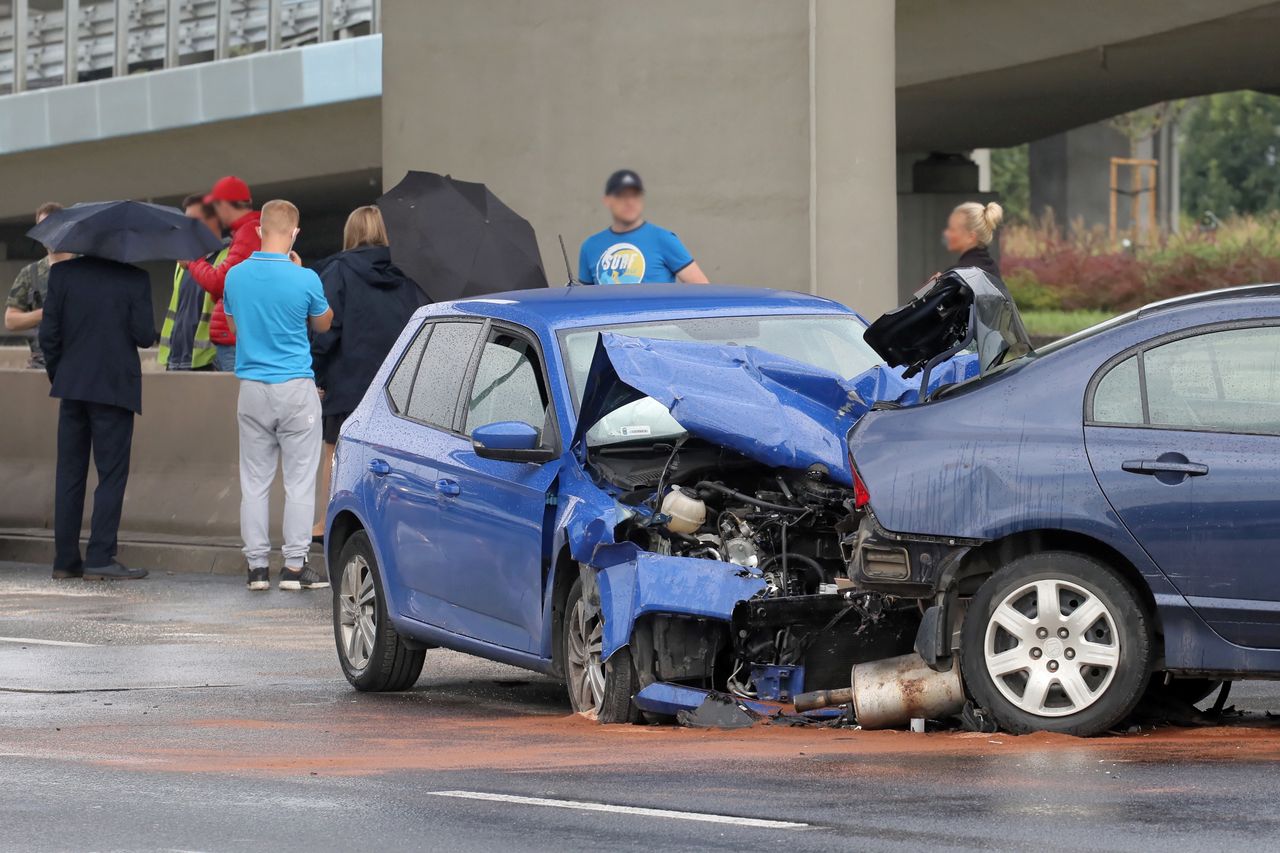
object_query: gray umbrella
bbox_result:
[28,200,224,263]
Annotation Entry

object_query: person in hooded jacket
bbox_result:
[311,206,425,537]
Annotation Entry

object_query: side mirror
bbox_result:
[471,420,557,464]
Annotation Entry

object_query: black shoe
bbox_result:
[51,567,83,580]
[247,565,270,591]
[83,562,148,581]
[280,563,329,591]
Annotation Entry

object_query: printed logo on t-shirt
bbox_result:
[596,243,646,284]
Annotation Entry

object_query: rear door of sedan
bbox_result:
[1084,321,1280,648]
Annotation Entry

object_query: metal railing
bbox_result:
[1,0,380,94]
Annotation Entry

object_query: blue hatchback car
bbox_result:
[323,285,943,721]
[851,277,1280,735]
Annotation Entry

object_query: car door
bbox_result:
[428,324,562,654]
[372,319,486,631]
[1084,322,1280,647]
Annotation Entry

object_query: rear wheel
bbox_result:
[960,552,1152,736]
[563,576,641,724]
[332,531,425,691]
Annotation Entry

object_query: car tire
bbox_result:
[563,576,641,724]
[960,552,1152,736]
[332,530,425,692]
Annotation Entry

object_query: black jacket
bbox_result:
[952,245,1010,297]
[39,257,156,415]
[312,246,425,417]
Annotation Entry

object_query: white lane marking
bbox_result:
[0,636,95,647]
[427,790,808,829]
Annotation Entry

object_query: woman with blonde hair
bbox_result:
[943,200,1008,294]
[310,205,424,538]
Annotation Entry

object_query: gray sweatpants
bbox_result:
[237,378,322,569]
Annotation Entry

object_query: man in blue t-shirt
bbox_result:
[578,170,709,285]
[223,199,333,593]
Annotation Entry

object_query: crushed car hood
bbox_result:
[863,267,1030,380]
[572,332,978,488]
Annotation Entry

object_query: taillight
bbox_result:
[852,467,871,510]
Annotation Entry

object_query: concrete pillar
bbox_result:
[1029,122,1128,229]
[811,0,897,316]
[381,0,899,315]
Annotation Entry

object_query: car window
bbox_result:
[386,323,430,415]
[405,321,484,429]
[1091,356,1142,425]
[464,332,551,439]
[1144,326,1280,433]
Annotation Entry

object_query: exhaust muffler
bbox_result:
[793,653,964,729]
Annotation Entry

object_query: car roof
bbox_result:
[423,284,857,331]
[1137,283,1280,317]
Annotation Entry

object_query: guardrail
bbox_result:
[1,0,380,95]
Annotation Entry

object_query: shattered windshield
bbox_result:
[560,314,880,447]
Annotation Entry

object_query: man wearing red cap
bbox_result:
[186,176,261,371]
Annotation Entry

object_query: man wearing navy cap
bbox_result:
[578,170,709,285]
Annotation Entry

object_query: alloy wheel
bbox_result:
[983,578,1120,717]
[338,555,378,672]
[566,595,606,713]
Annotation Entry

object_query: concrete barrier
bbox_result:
[0,366,325,572]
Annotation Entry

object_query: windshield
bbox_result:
[560,314,879,447]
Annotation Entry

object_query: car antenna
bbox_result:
[559,235,580,287]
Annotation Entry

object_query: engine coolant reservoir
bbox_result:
[661,486,706,535]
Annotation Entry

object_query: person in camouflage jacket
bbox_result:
[5,202,67,369]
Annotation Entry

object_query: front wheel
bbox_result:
[563,576,640,724]
[332,531,425,691]
[960,552,1152,736]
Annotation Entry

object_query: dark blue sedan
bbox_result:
[850,278,1280,735]
[322,285,932,721]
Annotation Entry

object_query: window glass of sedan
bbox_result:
[1092,355,1142,425]
[1092,325,1280,434]
[464,333,551,437]
[1144,326,1280,433]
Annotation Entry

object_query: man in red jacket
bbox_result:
[186,176,261,371]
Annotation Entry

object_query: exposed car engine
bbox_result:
[637,473,851,597]
[592,439,916,706]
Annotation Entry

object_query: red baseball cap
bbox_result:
[204,175,252,205]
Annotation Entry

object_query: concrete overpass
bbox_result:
[897,0,1280,151]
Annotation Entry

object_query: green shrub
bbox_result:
[1000,215,1280,313]
[1004,268,1063,311]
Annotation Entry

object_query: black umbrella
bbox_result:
[27,200,224,263]
[377,171,547,303]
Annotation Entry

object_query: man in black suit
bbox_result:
[39,256,157,580]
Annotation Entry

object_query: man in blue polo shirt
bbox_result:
[578,170,710,285]
[223,199,333,592]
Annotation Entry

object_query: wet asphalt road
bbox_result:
[4,562,1280,852]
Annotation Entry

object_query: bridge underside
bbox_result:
[897,1,1280,151]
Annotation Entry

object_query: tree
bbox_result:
[1181,91,1280,218]
[990,144,1029,223]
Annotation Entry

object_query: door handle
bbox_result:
[368,459,392,477]
[1121,459,1208,476]
[435,478,462,497]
